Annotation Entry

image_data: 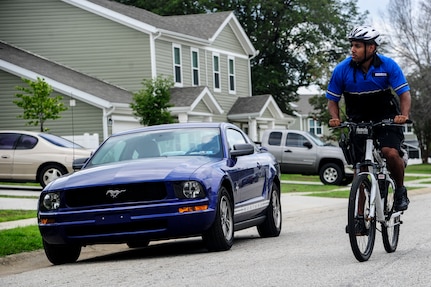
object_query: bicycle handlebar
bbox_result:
[334,119,412,129]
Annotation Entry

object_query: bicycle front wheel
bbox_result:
[381,180,400,253]
[347,174,376,262]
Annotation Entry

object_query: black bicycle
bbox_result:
[337,119,408,262]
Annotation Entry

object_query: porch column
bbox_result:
[248,118,257,142]
[178,113,188,123]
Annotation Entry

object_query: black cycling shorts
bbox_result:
[349,126,404,164]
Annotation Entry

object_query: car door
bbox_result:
[11,134,39,180]
[281,131,316,173]
[0,133,20,179]
[225,128,266,207]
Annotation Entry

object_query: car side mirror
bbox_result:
[303,142,313,149]
[230,143,255,157]
[72,158,89,171]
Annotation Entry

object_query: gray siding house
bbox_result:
[0,0,291,144]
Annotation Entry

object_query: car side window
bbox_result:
[285,133,308,147]
[268,132,282,146]
[0,133,21,150]
[16,135,38,150]
[226,128,247,150]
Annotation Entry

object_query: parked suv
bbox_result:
[260,129,353,185]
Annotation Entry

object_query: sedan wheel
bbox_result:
[258,184,282,237]
[202,187,234,251]
[39,164,67,187]
[43,240,81,265]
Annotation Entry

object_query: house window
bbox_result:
[191,48,199,86]
[173,44,182,86]
[308,119,322,136]
[228,56,235,93]
[213,53,220,92]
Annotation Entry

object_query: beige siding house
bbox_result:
[0,0,291,144]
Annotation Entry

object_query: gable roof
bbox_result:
[0,41,132,109]
[65,0,257,55]
[292,94,316,116]
[169,86,223,115]
[227,94,285,120]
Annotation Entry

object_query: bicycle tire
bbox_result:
[381,179,400,253]
[347,174,376,262]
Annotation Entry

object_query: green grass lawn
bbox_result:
[0,225,42,257]
[0,210,37,222]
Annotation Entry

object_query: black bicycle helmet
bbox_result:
[348,25,382,46]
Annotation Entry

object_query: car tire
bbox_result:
[257,184,282,237]
[341,176,353,186]
[202,186,234,251]
[39,164,67,188]
[43,239,81,265]
[319,163,343,185]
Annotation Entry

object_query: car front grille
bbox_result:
[65,182,167,208]
[66,219,167,237]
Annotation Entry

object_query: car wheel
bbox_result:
[341,176,353,186]
[43,239,81,265]
[39,164,67,187]
[257,184,282,237]
[126,240,150,248]
[319,163,343,185]
[202,186,234,251]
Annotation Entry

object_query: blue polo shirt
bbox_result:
[326,54,410,121]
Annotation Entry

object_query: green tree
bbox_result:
[130,76,175,126]
[14,77,67,132]
[116,0,365,114]
[383,0,431,163]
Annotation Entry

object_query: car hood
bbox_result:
[46,157,219,190]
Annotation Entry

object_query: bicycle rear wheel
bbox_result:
[347,174,376,262]
[381,180,400,253]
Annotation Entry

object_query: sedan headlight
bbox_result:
[42,192,61,210]
[174,181,205,199]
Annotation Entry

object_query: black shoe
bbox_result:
[345,216,367,236]
[354,216,368,236]
[394,186,410,211]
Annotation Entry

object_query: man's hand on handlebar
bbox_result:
[329,118,340,127]
[394,115,408,124]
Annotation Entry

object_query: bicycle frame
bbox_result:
[355,136,402,226]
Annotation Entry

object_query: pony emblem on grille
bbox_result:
[106,189,126,198]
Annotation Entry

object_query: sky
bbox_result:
[356,0,390,27]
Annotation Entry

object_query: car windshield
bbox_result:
[306,132,326,146]
[87,127,222,167]
[39,133,85,149]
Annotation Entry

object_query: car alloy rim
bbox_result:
[220,195,233,240]
[272,191,281,228]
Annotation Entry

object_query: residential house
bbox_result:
[0,0,291,145]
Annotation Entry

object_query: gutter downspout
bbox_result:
[150,31,162,78]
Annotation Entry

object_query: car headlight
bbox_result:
[174,181,205,199]
[42,192,61,210]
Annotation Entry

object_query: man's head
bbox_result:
[348,25,381,64]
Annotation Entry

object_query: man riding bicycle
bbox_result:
[326,25,411,212]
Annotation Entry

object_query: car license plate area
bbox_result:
[96,213,131,225]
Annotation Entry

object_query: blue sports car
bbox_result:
[38,122,282,265]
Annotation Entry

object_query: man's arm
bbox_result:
[328,100,340,127]
[394,91,411,124]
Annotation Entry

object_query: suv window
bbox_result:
[268,132,282,146]
[285,133,308,147]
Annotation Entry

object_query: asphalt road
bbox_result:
[1,188,431,286]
